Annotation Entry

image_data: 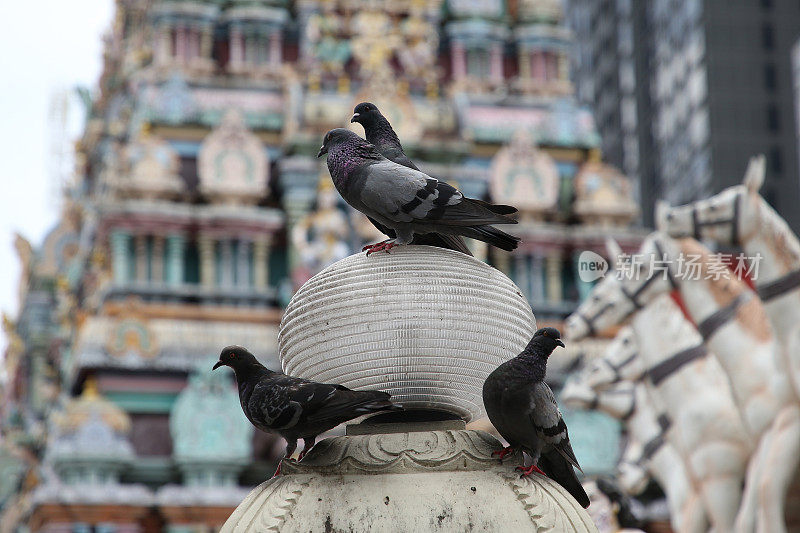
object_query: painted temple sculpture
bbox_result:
[1,0,656,531]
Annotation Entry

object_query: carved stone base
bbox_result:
[221,429,597,532]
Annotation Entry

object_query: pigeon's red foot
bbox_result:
[492,446,514,462]
[363,240,397,256]
[516,464,546,478]
[297,450,307,461]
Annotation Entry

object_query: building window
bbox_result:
[770,147,783,175]
[766,103,780,132]
[764,188,778,208]
[762,23,775,50]
[764,63,777,92]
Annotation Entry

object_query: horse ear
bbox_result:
[605,237,623,269]
[743,155,765,193]
[654,200,671,231]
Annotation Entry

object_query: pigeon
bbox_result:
[351,102,481,256]
[351,102,472,255]
[482,327,590,508]
[213,345,400,475]
[351,102,420,171]
[317,128,520,255]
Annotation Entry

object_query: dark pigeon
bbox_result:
[351,102,472,255]
[317,128,520,255]
[482,327,590,508]
[351,102,420,171]
[213,345,400,475]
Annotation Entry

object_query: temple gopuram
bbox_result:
[1,0,646,530]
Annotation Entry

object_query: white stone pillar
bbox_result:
[451,42,466,80]
[110,230,132,285]
[230,26,244,71]
[156,22,172,65]
[269,31,282,67]
[199,233,216,288]
[165,234,186,286]
[220,239,234,288]
[152,236,165,283]
[253,237,271,289]
[546,253,562,303]
[175,24,187,62]
[200,24,213,60]
[135,234,148,282]
[518,48,531,80]
[531,254,544,302]
[490,42,503,84]
[237,239,251,287]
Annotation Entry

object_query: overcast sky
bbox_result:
[0,1,114,353]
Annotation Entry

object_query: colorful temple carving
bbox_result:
[2,0,646,530]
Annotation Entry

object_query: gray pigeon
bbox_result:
[317,128,520,254]
[482,327,590,508]
[213,345,400,475]
[351,102,472,255]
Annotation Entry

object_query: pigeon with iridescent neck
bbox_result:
[317,128,520,255]
[350,102,473,255]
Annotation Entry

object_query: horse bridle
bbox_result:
[689,190,742,244]
[574,240,678,335]
[634,413,673,466]
[617,412,673,469]
[587,379,638,420]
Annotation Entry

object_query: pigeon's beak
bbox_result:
[212,360,224,370]
[555,339,566,348]
[350,113,360,123]
[317,145,327,158]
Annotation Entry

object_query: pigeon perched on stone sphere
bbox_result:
[318,128,520,255]
[482,327,590,508]
[213,345,400,475]
[351,102,472,255]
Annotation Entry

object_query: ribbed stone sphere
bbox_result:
[279,246,536,421]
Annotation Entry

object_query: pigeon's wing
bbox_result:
[247,376,302,430]
[529,382,583,473]
[358,161,515,227]
[284,380,394,427]
[369,197,473,255]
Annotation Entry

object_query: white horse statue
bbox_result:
[655,155,800,399]
[565,233,800,533]
[564,281,750,533]
[563,361,707,533]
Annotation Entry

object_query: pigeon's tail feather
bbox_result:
[539,450,590,508]
[470,199,518,216]
[461,225,520,252]
[305,390,399,424]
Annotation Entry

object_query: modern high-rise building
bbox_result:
[567,0,800,229]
